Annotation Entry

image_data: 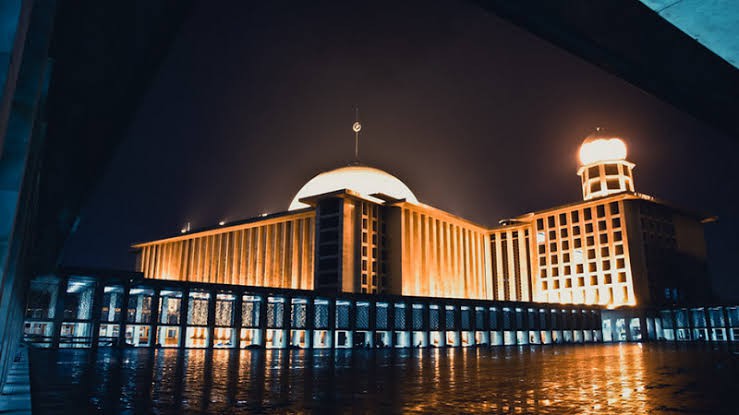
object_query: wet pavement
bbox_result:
[29,343,738,414]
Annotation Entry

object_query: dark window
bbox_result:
[563,253,570,262]
[604,164,618,175]
[588,166,599,178]
[606,178,620,190]
[550,242,557,252]
[599,220,607,230]
[610,202,619,215]
[562,240,569,250]
[573,226,581,236]
[615,244,624,255]
[600,234,608,244]
[548,216,555,227]
[538,245,546,254]
[590,181,601,193]
[597,205,606,217]
[571,210,580,222]
[362,274,367,284]
[586,236,595,246]
[585,223,594,233]
[614,231,622,241]
[584,208,592,220]
[612,218,621,228]
[560,228,568,238]
[574,238,582,248]
[559,213,567,225]
[537,218,544,229]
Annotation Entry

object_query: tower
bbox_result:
[577,129,635,200]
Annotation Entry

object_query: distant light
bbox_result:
[260,213,268,217]
[180,228,187,233]
[219,221,225,226]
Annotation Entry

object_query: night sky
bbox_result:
[62,1,738,301]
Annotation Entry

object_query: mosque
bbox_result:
[132,129,714,309]
[24,128,732,350]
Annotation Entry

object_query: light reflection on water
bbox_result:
[30,344,738,414]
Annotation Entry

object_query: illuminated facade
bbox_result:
[132,131,713,309]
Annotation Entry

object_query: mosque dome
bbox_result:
[578,130,628,165]
[289,165,418,210]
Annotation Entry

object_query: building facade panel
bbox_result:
[134,212,315,290]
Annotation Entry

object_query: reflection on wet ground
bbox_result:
[30,343,738,414]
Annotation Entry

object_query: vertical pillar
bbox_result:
[90,281,106,349]
[258,296,267,348]
[150,288,161,348]
[703,308,713,343]
[51,276,69,348]
[117,281,131,347]
[206,290,217,349]
[367,300,376,348]
[282,296,292,349]
[178,287,190,349]
[232,292,243,349]
[327,298,336,349]
[721,306,732,343]
[669,309,678,343]
[347,299,356,348]
[305,295,315,349]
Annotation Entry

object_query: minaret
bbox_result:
[577,129,635,200]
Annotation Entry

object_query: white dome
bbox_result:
[289,165,418,210]
[579,137,627,165]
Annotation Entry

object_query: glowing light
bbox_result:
[219,221,225,226]
[289,165,418,210]
[579,137,627,165]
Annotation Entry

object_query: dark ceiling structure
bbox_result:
[473,0,739,139]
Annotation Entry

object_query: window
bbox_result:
[571,210,580,222]
[610,202,619,215]
[604,164,618,175]
[587,249,595,260]
[362,246,367,256]
[573,225,580,236]
[562,240,569,250]
[597,205,606,217]
[372,275,377,286]
[598,220,607,230]
[612,218,621,228]
[602,261,611,271]
[590,181,601,193]
[605,274,612,284]
[585,223,594,233]
[616,258,625,268]
[549,230,556,239]
[548,216,555,227]
[550,242,557,252]
[615,244,624,255]
[614,231,622,242]
[564,265,571,275]
[362,233,367,243]
[537,218,544,229]
[588,263,597,272]
[576,264,584,274]
[538,245,546,254]
[362,260,367,271]
[550,255,558,264]
[362,274,367,284]
[600,234,608,244]
[584,208,592,220]
[563,253,570,262]
[606,178,620,190]
[586,236,595,246]
[574,238,582,248]
[601,247,609,257]
[588,166,599,178]
[559,213,567,226]
[560,228,568,238]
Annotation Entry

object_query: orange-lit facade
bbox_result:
[132,133,714,309]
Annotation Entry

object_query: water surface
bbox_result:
[30,344,738,414]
